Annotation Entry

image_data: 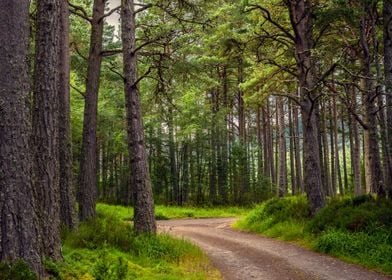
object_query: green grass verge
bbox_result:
[234,195,392,275]
[97,203,248,221]
[52,208,221,280]
[2,207,221,280]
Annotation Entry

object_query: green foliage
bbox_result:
[236,195,392,275]
[315,230,392,274]
[97,203,248,222]
[306,195,392,234]
[0,260,36,280]
[54,207,221,279]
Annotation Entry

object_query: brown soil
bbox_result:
[158,217,391,280]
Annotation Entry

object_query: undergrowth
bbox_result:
[235,195,392,275]
[52,209,221,279]
[97,203,248,221]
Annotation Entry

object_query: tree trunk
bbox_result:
[0,0,42,273]
[360,9,385,197]
[78,0,105,221]
[122,0,156,233]
[33,0,61,260]
[349,86,363,195]
[287,0,325,214]
[59,0,76,229]
[277,96,287,196]
[293,95,303,193]
[383,0,392,196]
[288,100,296,194]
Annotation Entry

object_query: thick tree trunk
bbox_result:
[33,0,62,260]
[287,0,325,214]
[360,11,385,197]
[383,0,392,196]
[0,1,42,273]
[122,0,156,233]
[78,0,105,221]
[59,0,77,229]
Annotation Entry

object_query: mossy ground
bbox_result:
[235,195,392,275]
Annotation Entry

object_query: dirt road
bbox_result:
[158,218,391,280]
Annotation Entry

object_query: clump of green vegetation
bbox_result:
[52,208,221,279]
[236,195,310,241]
[97,203,248,221]
[0,260,37,280]
[235,195,392,275]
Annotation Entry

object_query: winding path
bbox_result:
[158,218,391,280]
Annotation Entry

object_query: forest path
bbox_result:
[158,218,391,280]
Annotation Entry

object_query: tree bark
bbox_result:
[33,0,62,260]
[0,0,42,273]
[122,0,156,233]
[360,9,385,197]
[287,0,325,214]
[383,0,392,196]
[78,0,105,221]
[59,0,77,229]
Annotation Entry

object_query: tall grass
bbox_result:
[235,195,392,275]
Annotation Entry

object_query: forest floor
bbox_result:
[158,217,391,280]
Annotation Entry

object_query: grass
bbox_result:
[235,195,392,275]
[2,207,221,280]
[97,203,248,221]
[53,208,221,280]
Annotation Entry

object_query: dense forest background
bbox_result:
[68,0,391,207]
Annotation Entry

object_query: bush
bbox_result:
[306,195,392,234]
[315,229,392,274]
[0,260,36,280]
[238,195,392,275]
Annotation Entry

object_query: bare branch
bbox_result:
[70,84,86,98]
[99,5,121,22]
[101,49,123,57]
[135,3,152,14]
[244,4,295,42]
[68,1,92,23]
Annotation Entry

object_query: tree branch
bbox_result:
[68,1,92,23]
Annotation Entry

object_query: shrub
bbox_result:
[0,260,36,280]
[306,195,392,234]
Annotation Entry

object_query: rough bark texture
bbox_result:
[287,0,325,214]
[0,0,42,273]
[78,0,105,221]
[383,0,392,197]
[360,10,385,197]
[122,0,157,233]
[59,0,77,229]
[33,0,62,260]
